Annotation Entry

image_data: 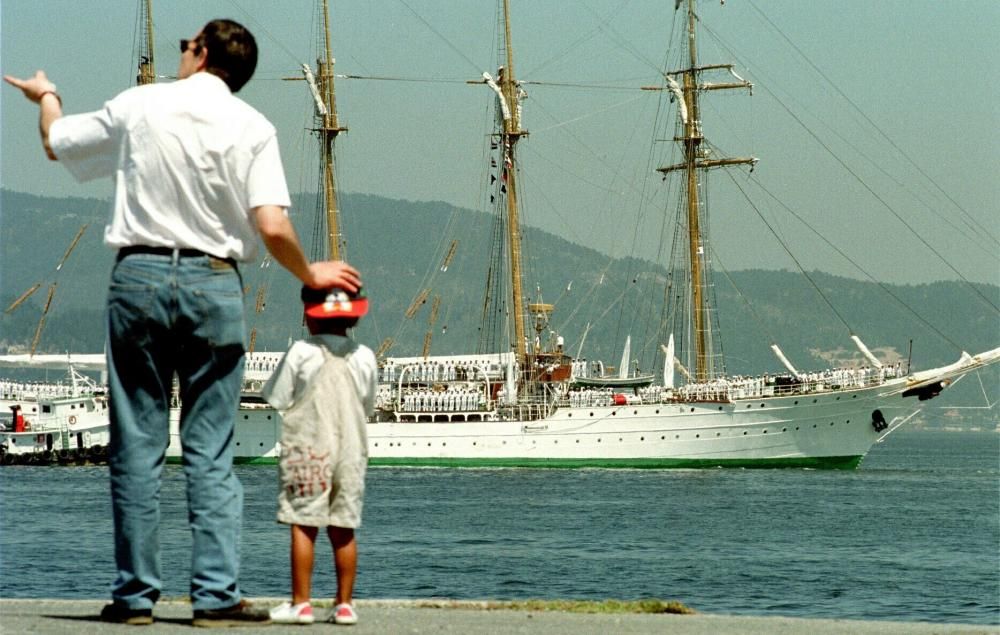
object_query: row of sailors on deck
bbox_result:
[380,360,502,384]
[397,388,488,412]
[0,380,86,400]
[244,357,281,373]
[671,364,903,402]
[566,388,621,407]
[800,364,901,387]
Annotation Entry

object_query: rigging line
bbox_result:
[743,75,1000,313]
[721,170,856,336]
[696,29,996,263]
[222,0,303,68]
[524,0,630,78]
[741,172,970,350]
[334,73,656,92]
[336,74,480,85]
[745,0,998,249]
[711,248,780,351]
[554,254,618,338]
[696,20,999,312]
[578,0,667,77]
[528,89,663,201]
[530,93,646,134]
[393,0,483,76]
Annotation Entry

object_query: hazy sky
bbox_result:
[2,0,998,287]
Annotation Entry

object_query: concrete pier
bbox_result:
[0,599,992,634]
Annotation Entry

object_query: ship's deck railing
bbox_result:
[0,380,99,401]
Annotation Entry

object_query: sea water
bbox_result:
[1,429,997,625]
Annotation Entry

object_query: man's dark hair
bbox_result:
[199,19,257,93]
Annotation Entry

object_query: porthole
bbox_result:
[660,436,665,440]
[576,439,580,444]
[718,406,723,411]
[590,412,594,417]
[830,422,835,426]
[759,403,765,408]
[597,438,602,443]
[746,404,752,409]
[813,424,817,428]
[618,437,623,442]
[695,434,700,438]
[716,432,721,437]
[473,442,477,446]
[743,431,748,435]
[554,440,558,444]
[640,437,645,441]
[655,409,660,414]
[852,395,857,399]
[782,428,787,432]
[812,399,818,403]
[836,396,841,401]
[675,434,680,439]
[612,411,616,416]
[633,410,638,415]
[568,413,572,418]
[795,427,800,430]
[690,408,695,413]
[794,400,799,405]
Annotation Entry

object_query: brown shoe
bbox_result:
[192,599,270,627]
[100,602,153,625]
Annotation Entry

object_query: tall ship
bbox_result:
[232,0,997,468]
[3,0,997,467]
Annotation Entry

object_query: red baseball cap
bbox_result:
[301,285,369,318]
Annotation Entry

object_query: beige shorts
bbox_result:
[277,444,366,528]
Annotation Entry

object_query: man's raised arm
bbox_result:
[4,70,63,160]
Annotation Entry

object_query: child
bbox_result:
[263,285,377,625]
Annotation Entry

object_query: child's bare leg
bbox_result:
[328,526,356,605]
[291,524,320,605]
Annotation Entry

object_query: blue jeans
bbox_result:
[106,251,246,610]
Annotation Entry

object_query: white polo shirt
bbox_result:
[48,72,290,262]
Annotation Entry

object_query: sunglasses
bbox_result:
[179,38,202,54]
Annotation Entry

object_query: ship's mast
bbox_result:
[137,0,155,85]
[658,0,755,381]
[317,0,347,260]
[500,0,528,362]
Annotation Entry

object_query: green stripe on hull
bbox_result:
[166,457,279,465]
[173,455,863,469]
[368,455,864,470]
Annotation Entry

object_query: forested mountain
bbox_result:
[2,189,996,422]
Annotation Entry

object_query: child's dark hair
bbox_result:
[306,316,359,334]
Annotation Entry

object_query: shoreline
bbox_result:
[0,598,993,634]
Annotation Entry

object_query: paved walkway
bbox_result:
[0,599,993,634]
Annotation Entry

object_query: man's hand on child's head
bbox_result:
[308,261,361,293]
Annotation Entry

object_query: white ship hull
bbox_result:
[191,381,894,469]
[0,392,111,463]
[163,347,994,469]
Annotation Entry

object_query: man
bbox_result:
[5,19,361,626]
